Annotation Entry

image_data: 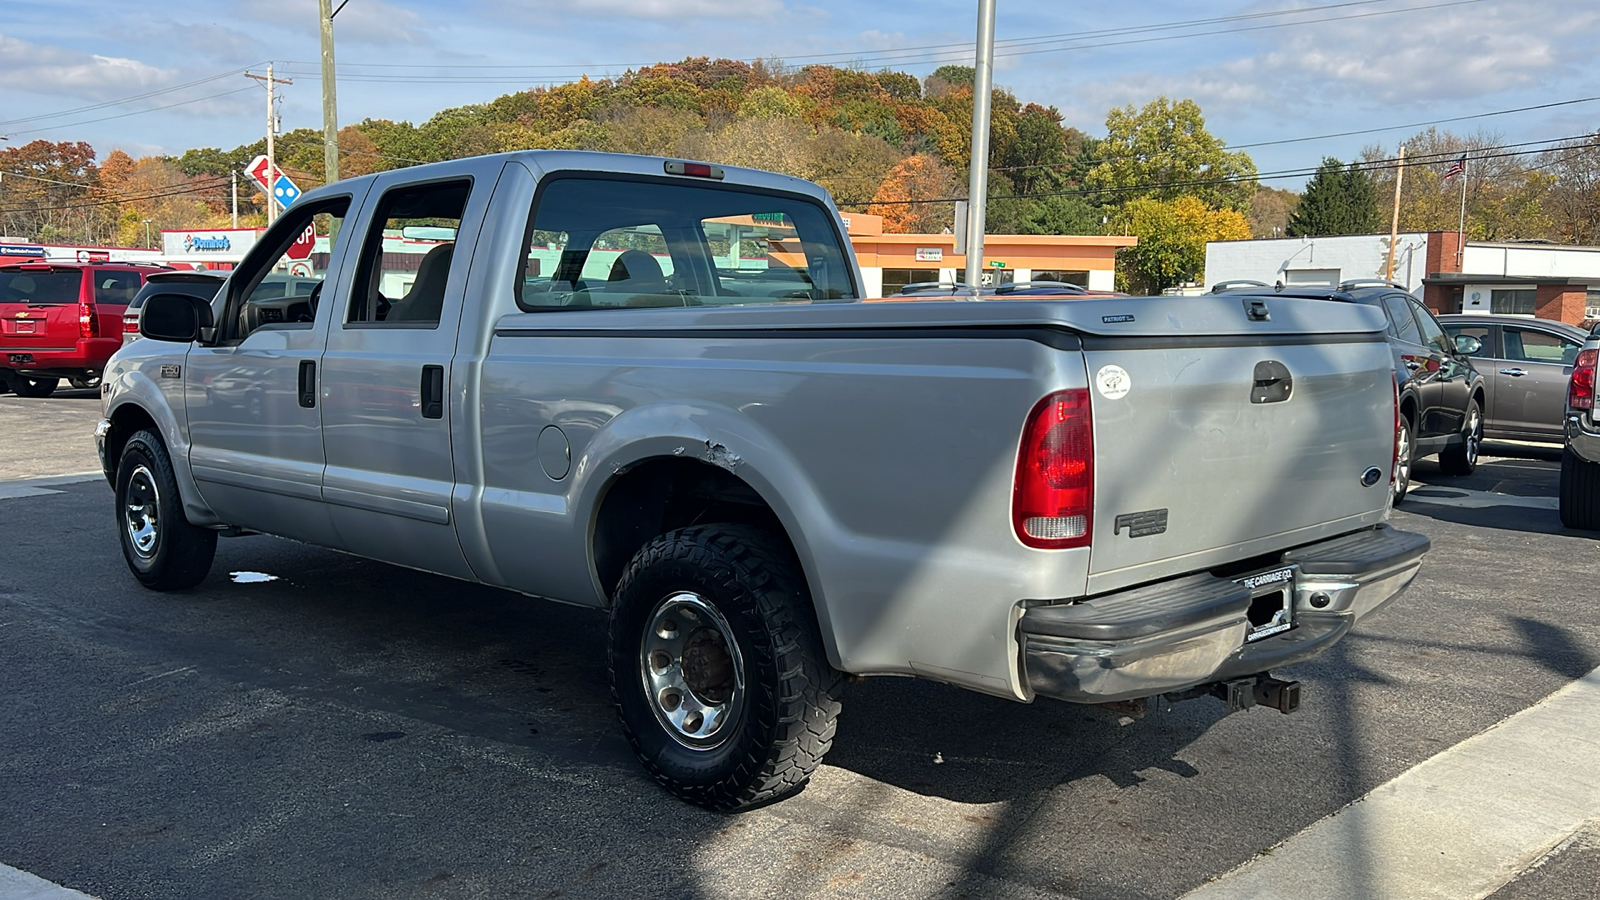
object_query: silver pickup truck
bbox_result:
[97,150,1428,810]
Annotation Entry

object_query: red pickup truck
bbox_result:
[0,260,165,397]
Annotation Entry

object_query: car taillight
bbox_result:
[1013,389,1093,549]
[79,297,97,339]
[122,314,139,334]
[1571,348,1598,412]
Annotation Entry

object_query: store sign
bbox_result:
[184,234,232,252]
[915,247,943,262]
[0,244,46,258]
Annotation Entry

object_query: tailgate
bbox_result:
[0,268,82,350]
[1074,295,1394,587]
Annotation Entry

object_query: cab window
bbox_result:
[347,179,471,328]
[515,174,857,311]
[1504,327,1582,366]
[224,198,350,343]
[1380,293,1422,344]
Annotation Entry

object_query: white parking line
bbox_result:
[0,473,102,501]
[1182,665,1600,900]
[0,864,97,900]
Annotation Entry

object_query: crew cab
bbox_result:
[97,151,1429,810]
[1,260,163,396]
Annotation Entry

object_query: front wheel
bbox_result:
[609,525,842,811]
[1438,400,1482,476]
[1560,447,1600,530]
[11,376,58,398]
[116,430,217,590]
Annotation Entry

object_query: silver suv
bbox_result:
[1561,324,1600,529]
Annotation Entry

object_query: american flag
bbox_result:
[1442,155,1467,180]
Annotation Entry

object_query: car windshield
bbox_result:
[0,270,80,304]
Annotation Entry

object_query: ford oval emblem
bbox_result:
[1361,467,1384,487]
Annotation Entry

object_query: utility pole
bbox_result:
[962,0,997,293]
[245,64,292,224]
[1384,144,1406,282]
[231,170,239,228]
[319,0,341,183]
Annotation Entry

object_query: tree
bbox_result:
[1542,132,1600,245]
[867,154,960,234]
[1112,195,1251,294]
[1248,186,1300,238]
[1286,158,1381,236]
[1086,97,1257,212]
[1364,128,1555,241]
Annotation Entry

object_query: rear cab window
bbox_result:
[515,174,857,311]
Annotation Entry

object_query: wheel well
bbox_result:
[592,458,790,599]
[104,404,160,482]
[1400,393,1417,426]
[1473,387,1486,412]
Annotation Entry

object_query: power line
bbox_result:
[0,67,260,130]
[0,175,235,215]
[2,88,260,139]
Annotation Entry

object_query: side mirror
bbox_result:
[1454,334,1483,356]
[140,292,216,343]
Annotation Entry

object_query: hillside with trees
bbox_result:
[5,56,1596,290]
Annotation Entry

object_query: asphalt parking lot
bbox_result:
[1,392,1596,900]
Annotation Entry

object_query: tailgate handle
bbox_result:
[421,365,444,419]
[298,360,317,408]
[1243,297,1270,322]
[1251,360,1293,404]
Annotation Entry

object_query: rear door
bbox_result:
[1380,292,1446,438]
[316,165,493,580]
[0,265,85,351]
[1410,297,1472,435]
[1495,324,1584,440]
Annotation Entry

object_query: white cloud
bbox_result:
[0,33,172,98]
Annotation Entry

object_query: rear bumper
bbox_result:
[1569,414,1600,465]
[2,337,120,377]
[1020,525,1429,704]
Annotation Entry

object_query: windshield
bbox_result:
[0,270,80,304]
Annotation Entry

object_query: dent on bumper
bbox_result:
[1021,525,1427,704]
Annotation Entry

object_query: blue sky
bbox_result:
[3,0,1597,189]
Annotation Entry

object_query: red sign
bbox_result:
[245,154,283,193]
[286,223,316,261]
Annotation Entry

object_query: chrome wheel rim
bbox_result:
[1394,422,1412,502]
[1465,408,1482,466]
[124,464,160,558]
[639,591,745,750]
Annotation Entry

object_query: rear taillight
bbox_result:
[122,314,139,334]
[79,297,97,339]
[1013,389,1094,549]
[1571,348,1598,412]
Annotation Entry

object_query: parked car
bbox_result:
[1211,280,1486,503]
[1438,314,1587,443]
[1,260,165,396]
[1561,323,1600,529]
[101,150,1426,810]
[123,270,228,346]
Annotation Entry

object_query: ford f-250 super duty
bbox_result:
[96,150,1428,810]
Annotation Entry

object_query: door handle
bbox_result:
[421,365,444,419]
[1499,368,1528,377]
[298,360,316,408]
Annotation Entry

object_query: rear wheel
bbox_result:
[1560,447,1600,530]
[1438,400,1482,476]
[609,524,842,811]
[116,429,217,590]
[11,376,58,398]
[1392,416,1414,506]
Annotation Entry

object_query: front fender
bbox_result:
[103,356,221,527]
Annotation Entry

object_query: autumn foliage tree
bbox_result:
[867,154,961,234]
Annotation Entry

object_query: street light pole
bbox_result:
[143,219,152,248]
[962,0,997,292]
[319,0,341,184]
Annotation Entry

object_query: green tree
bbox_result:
[1112,195,1251,293]
[1086,97,1257,211]
[1287,158,1381,236]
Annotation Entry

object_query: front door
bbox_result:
[316,172,489,580]
[184,195,360,545]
